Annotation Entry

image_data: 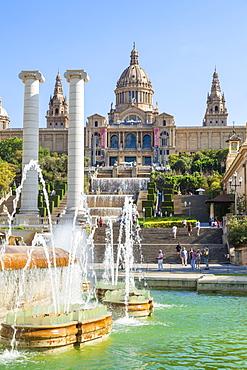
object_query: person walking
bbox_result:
[156,250,164,271]
[180,247,187,266]
[172,225,177,239]
[176,242,182,258]
[191,249,197,270]
[187,222,192,236]
[203,246,210,270]
[196,220,201,236]
[182,219,187,228]
[195,249,202,269]
[188,247,193,265]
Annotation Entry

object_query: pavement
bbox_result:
[93,262,247,276]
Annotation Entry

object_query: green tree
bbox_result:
[0,162,17,194]
[0,137,22,164]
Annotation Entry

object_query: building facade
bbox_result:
[0,45,246,160]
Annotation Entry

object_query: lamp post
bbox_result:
[229,171,242,215]
[143,208,145,227]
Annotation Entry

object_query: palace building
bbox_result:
[0,44,246,163]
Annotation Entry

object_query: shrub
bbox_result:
[228,217,247,247]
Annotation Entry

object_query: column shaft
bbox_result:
[18,71,45,215]
[64,70,89,214]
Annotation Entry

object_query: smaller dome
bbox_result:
[0,98,8,117]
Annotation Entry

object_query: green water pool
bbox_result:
[0,290,247,369]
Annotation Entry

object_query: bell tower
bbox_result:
[203,69,228,127]
[46,72,69,128]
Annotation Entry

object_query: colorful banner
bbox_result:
[101,128,106,148]
[154,128,159,146]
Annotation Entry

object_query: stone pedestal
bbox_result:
[64,70,89,215]
[18,71,45,215]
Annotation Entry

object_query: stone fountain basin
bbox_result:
[0,313,112,349]
[96,285,154,318]
[0,246,70,270]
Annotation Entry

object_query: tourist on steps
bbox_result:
[203,246,210,270]
[176,242,182,258]
[180,247,187,266]
[172,225,177,239]
[196,220,201,236]
[196,249,202,269]
[156,250,164,271]
[187,222,192,236]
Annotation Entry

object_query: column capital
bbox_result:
[64,70,90,83]
[19,70,45,83]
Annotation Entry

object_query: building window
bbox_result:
[55,108,59,115]
[110,157,117,166]
[110,135,119,149]
[143,135,151,149]
[50,123,52,126]
[95,121,98,127]
[163,120,166,126]
[144,157,152,165]
[55,123,58,126]
[210,121,212,123]
[215,106,218,112]
[125,134,136,149]
[61,122,63,126]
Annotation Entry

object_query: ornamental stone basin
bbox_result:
[0,246,70,270]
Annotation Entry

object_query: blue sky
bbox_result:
[1,0,247,128]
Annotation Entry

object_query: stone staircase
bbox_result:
[174,194,208,222]
[93,223,228,264]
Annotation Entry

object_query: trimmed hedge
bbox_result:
[139,219,196,228]
[39,207,47,217]
[144,207,153,217]
[142,200,154,209]
[148,188,154,194]
[164,194,172,202]
[163,188,173,195]
[162,201,174,207]
[148,194,155,201]
[49,195,60,207]
[56,188,64,200]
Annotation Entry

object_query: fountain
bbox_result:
[91,178,149,194]
[0,162,112,350]
[96,197,154,318]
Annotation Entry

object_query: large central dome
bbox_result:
[116,44,152,89]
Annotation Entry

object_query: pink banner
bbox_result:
[154,128,159,146]
[101,128,106,148]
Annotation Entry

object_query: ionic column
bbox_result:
[18,71,45,215]
[64,70,90,215]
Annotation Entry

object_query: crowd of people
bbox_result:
[175,243,210,270]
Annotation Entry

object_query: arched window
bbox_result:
[110,135,119,149]
[94,121,98,127]
[163,120,166,126]
[55,108,59,115]
[143,135,151,149]
[125,134,136,149]
[215,106,218,112]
